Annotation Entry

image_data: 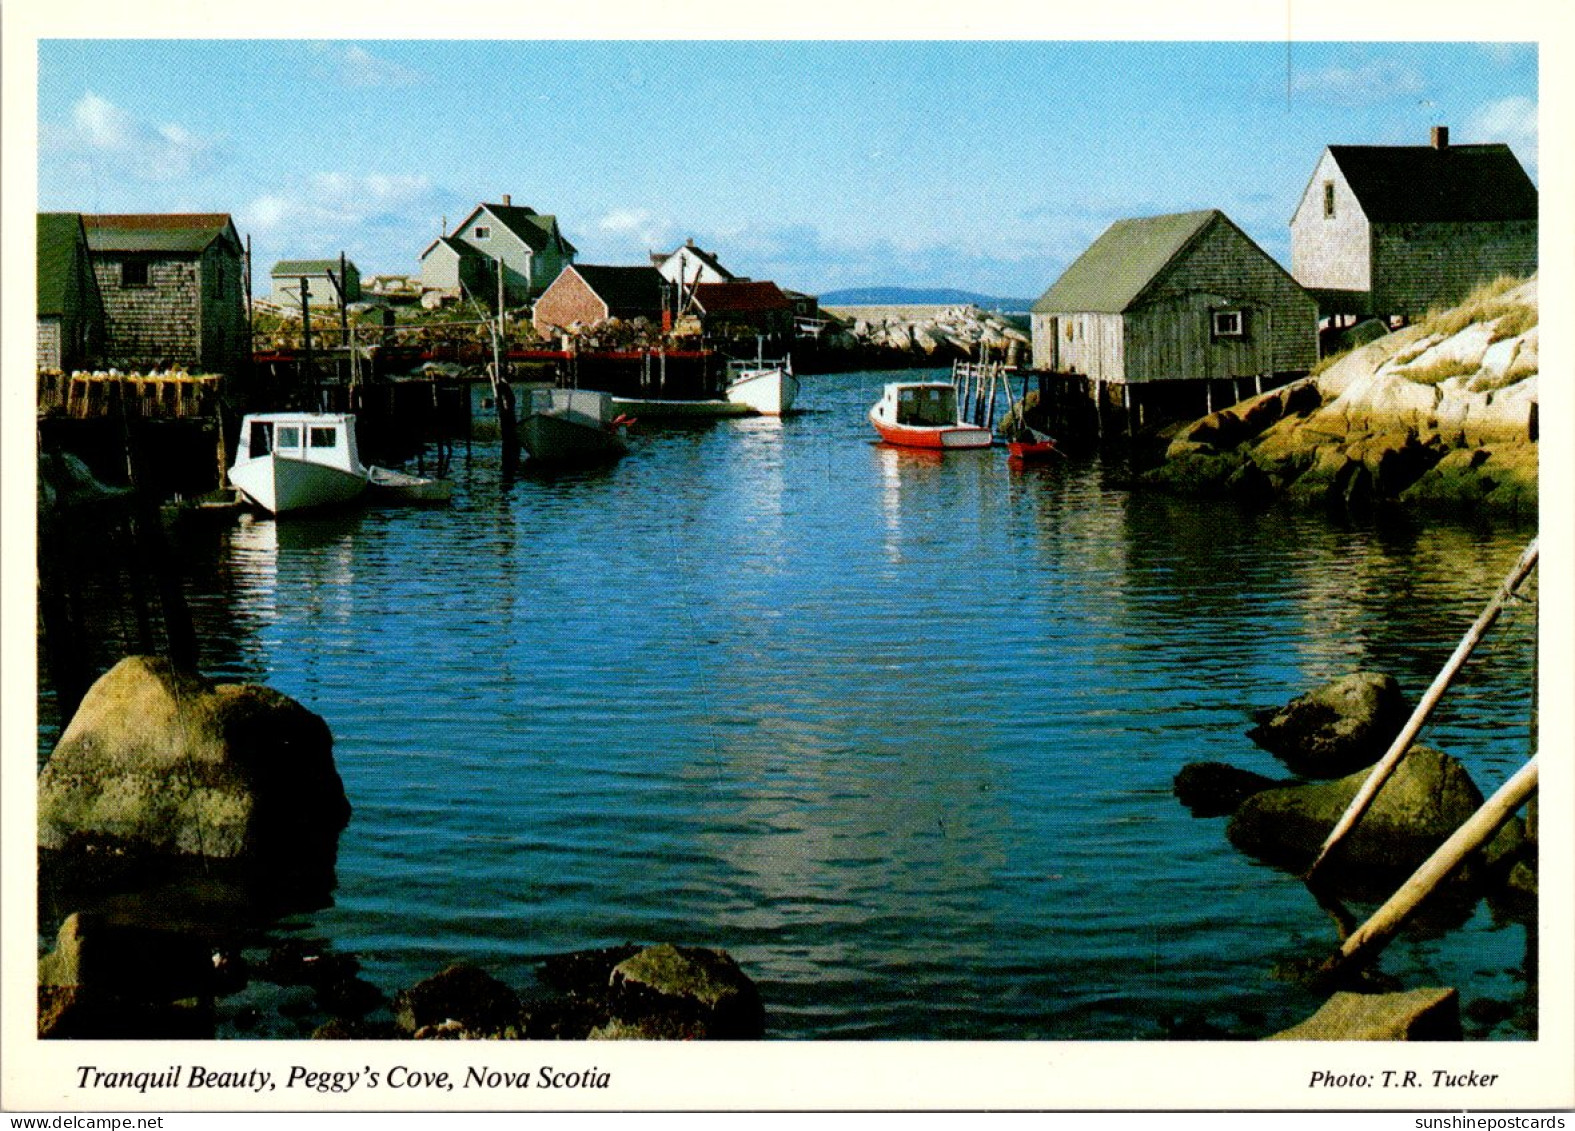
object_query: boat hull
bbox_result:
[869,410,993,450]
[725,366,799,415]
[609,395,756,419]
[519,389,629,463]
[366,466,454,503]
[230,454,369,515]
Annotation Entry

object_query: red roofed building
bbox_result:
[689,281,794,336]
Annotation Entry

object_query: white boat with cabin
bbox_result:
[724,356,798,416]
[229,412,450,514]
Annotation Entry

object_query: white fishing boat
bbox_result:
[724,356,798,416]
[607,393,756,419]
[229,412,449,514]
[518,387,630,464]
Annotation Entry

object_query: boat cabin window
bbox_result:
[275,425,301,450]
[309,426,338,449]
[896,386,957,427]
[249,421,272,456]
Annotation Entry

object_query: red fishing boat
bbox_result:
[868,382,993,450]
[1006,425,1059,462]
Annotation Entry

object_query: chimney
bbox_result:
[1431,125,1449,149]
[503,194,512,207]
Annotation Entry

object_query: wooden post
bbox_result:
[1321,757,1538,978]
[1307,538,1540,880]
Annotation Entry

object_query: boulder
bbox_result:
[394,963,522,1038]
[1173,762,1285,818]
[607,944,764,1039]
[38,656,350,868]
[1247,672,1411,777]
[1267,988,1461,1040]
[1227,745,1482,878]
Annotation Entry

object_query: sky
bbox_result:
[34,38,1539,301]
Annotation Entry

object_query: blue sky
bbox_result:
[35,39,1538,299]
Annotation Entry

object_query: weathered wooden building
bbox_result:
[1031,209,1317,382]
[37,212,105,372]
[269,258,361,309]
[420,196,576,305]
[1290,127,1538,319]
[82,213,248,373]
[532,264,674,334]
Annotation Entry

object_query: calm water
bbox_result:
[42,369,1539,1039]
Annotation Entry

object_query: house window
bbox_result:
[1212,310,1245,338]
[474,225,491,240]
[1323,181,1336,219]
[122,260,150,286]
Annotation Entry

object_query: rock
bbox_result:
[1247,672,1411,778]
[607,944,764,1039]
[394,963,522,1038]
[39,911,215,1001]
[38,656,350,869]
[1226,745,1482,879]
[1174,762,1285,818]
[1267,988,1461,1040]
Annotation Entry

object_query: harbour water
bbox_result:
[38,368,1538,1040]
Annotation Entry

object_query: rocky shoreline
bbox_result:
[1142,276,1538,518]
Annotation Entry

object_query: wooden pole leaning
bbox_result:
[1305,538,1539,881]
[1321,756,1538,979]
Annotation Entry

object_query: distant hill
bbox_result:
[818,286,1034,312]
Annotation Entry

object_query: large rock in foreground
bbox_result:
[601,944,765,1039]
[1267,988,1461,1040]
[1248,672,1412,778]
[1226,745,1481,878]
[38,656,350,866]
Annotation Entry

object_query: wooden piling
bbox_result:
[1321,757,1538,978]
[1307,538,1539,880]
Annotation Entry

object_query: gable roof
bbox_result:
[1327,143,1538,223]
[569,265,671,314]
[453,203,579,256]
[272,258,359,276]
[82,213,240,255]
[420,235,478,262]
[38,213,93,318]
[1032,210,1219,314]
[691,280,791,314]
[654,239,735,282]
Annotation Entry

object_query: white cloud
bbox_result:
[310,44,424,89]
[587,207,678,257]
[238,172,464,275]
[1291,59,1425,106]
[60,91,222,182]
[1467,95,1538,176]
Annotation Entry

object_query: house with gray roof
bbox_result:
[83,213,247,373]
[420,196,577,306]
[269,258,361,309]
[37,213,105,372]
[1291,126,1538,319]
[1031,209,1317,381]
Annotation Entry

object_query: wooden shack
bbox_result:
[83,213,248,374]
[1031,209,1317,383]
[37,212,105,372]
[1290,126,1538,320]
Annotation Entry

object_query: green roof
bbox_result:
[83,213,239,255]
[272,259,358,276]
[38,213,89,317]
[1032,210,1219,314]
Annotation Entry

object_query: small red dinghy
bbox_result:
[1007,426,1059,462]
